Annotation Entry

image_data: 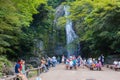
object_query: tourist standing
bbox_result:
[57,56,60,64]
[62,55,65,64]
[99,54,104,66]
[47,57,51,68]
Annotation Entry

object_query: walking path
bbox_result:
[32,64,120,80]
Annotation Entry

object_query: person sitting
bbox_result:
[82,59,86,68]
[21,60,26,76]
[118,61,120,67]
[113,60,120,71]
[96,60,102,71]
[15,59,28,80]
[40,59,48,72]
[52,56,57,67]
[87,58,93,68]
[72,57,77,69]
[118,61,120,68]
[65,59,70,69]
[77,56,81,67]
[91,63,96,69]
[113,60,118,67]
[69,59,73,70]
[62,55,65,64]
[116,61,120,69]
[90,59,96,70]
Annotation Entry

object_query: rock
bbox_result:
[2,66,14,75]
[55,5,65,19]
[27,57,40,68]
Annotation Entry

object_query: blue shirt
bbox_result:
[15,63,20,73]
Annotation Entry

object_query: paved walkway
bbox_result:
[32,64,120,80]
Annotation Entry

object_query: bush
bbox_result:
[0,56,12,77]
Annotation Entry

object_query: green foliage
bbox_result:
[0,0,119,62]
[57,17,66,28]
[0,0,47,57]
[0,0,59,73]
[68,0,120,56]
[28,70,37,78]
[23,3,57,56]
[0,56,12,77]
[47,0,65,8]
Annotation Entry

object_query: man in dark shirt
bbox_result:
[100,54,104,66]
[15,59,22,74]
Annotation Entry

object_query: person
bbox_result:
[72,56,77,69]
[41,58,48,72]
[80,56,84,68]
[118,61,120,68]
[89,58,93,65]
[15,59,28,80]
[50,57,54,67]
[21,60,26,75]
[62,55,65,63]
[15,59,22,74]
[77,56,81,67]
[69,58,73,69]
[113,60,118,67]
[52,56,57,67]
[57,56,60,64]
[65,59,70,69]
[47,57,51,69]
[99,54,104,66]
[82,59,86,68]
[91,62,96,69]
[96,60,102,70]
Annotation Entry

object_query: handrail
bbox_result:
[5,75,17,80]
[2,66,43,80]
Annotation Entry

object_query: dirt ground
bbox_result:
[31,64,120,80]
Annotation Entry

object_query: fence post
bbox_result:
[26,70,29,78]
[40,67,42,73]
[37,67,40,77]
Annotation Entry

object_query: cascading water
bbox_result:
[64,6,80,57]
[64,6,77,44]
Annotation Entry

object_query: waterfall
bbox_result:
[64,6,77,44]
[64,6,80,57]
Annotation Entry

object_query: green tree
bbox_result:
[65,0,120,57]
[0,0,46,57]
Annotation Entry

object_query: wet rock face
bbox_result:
[27,57,40,68]
[55,5,65,20]
[54,5,66,56]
